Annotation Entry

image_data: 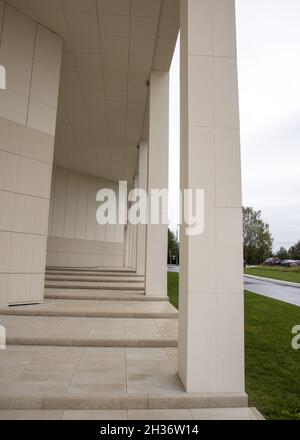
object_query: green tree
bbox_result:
[288,240,300,260]
[168,229,179,264]
[243,207,273,265]
[275,247,290,261]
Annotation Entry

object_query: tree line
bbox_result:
[243,207,300,265]
[168,207,300,266]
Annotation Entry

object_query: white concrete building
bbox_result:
[0,0,252,418]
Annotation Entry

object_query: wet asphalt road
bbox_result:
[244,276,300,307]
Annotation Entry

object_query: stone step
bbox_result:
[0,393,249,411]
[0,299,178,319]
[0,408,264,420]
[44,289,166,302]
[46,267,135,274]
[0,345,250,414]
[0,344,247,410]
[44,281,145,291]
[6,337,177,348]
[45,271,139,278]
[45,276,144,283]
[1,315,177,348]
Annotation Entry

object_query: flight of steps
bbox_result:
[0,267,249,414]
[45,267,145,292]
[44,267,163,301]
[0,267,178,346]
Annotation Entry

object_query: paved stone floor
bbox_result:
[0,268,264,419]
[0,346,181,395]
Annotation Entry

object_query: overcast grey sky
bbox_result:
[169,0,300,251]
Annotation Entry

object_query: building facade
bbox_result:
[0,0,245,398]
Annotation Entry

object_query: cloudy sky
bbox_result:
[169,0,300,251]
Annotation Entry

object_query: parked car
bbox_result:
[281,259,298,267]
[263,257,281,266]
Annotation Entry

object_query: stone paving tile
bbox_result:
[0,410,64,420]
[0,371,24,385]
[88,319,125,339]
[126,348,171,366]
[125,319,161,340]
[125,348,184,394]
[67,347,127,394]
[62,410,127,420]
[0,381,70,395]
[11,348,83,391]
[165,347,178,370]
[76,348,125,373]
[29,347,84,365]
[128,409,193,420]
[0,346,42,367]
[155,319,178,339]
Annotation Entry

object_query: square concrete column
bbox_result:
[136,141,148,276]
[178,0,245,395]
[145,71,169,297]
[125,175,138,270]
[131,174,139,270]
[125,215,134,269]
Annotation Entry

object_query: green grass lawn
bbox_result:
[168,271,179,309]
[245,265,300,284]
[168,272,300,420]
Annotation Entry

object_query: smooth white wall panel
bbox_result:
[64,171,78,239]
[0,2,62,306]
[47,166,125,267]
[46,236,123,268]
[0,118,58,307]
[30,25,63,109]
[0,5,36,99]
[0,190,49,235]
[0,5,62,134]
[75,174,88,240]
[86,177,98,241]
[52,167,67,237]
[0,150,52,198]
[0,1,3,37]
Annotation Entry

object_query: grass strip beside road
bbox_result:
[245,266,300,284]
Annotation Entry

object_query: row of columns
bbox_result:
[124,71,169,299]
[123,0,245,396]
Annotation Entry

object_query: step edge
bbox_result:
[0,393,248,411]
